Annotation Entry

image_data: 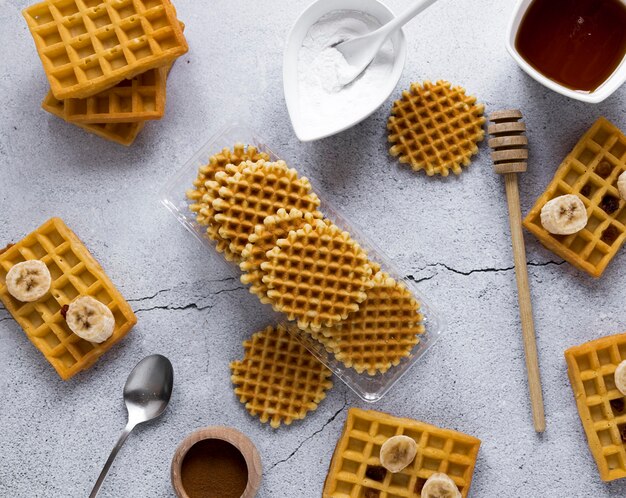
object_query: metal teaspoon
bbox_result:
[89,354,174,498]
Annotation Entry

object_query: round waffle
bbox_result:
[315,272,425,376]
[230,325,333,428]
[240,208,322,303]
[387,80,485,176]
[186,144,270,261]
[260,219,374,332]
[211,160,321,258]
[186,143,270,223]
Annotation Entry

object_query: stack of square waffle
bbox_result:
[186,144,426,379]
[22,0,188,146]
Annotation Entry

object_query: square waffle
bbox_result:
[0,218,137,380]
[62,65,167,123]
[323,408,480,498]
[42,91,144,145]
[523,117,626,278]
[23,0,188,99]
[565,332,626,481]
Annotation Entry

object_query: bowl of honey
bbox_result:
[506,0,626,103]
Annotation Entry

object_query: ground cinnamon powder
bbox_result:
[181,439,249,498]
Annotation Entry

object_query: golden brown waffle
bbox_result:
[188,146,272,262]
[42,91,144,146]
[323,408,480,498]
[0,218,137,380]
[523,117,626,278]
[62,66,167,123]
[387,80,485,176]
[186,143,270,232]
[314,272,425,376]
[240,208,322,303]
[23,0,188,100]
[565,332,626,481]
[261,219,373,332]
[210,160,321,258]
[230,325,333,428]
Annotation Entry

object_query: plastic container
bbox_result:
[160,123,445,402]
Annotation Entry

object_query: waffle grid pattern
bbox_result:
[315,272,425,376]
[240,208,322,304]
[323,408,480,498]
[261,220,373,332]
[23,0,187,99]
[565,333,626,481]
[63,65,166,123]
[0,218,136,380]
[212,160,321,258]
[42,91,144,145]
[387,80,485,176]
[230,325,333,428]
[523,118,626,277]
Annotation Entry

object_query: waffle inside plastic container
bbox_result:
[160,123,445,401]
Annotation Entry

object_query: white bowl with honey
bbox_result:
[506,0,626,103]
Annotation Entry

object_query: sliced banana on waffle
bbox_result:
[379,435,417,473]
[421,473,462,498]
[5,260,51,302]
[65,296,115,343]
[540,194,588,235]
[615,360,626,396]
[618,171,626,201]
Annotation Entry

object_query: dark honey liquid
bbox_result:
[515,0,626,92]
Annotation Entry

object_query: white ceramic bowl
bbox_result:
[283,0,407,142]
[506,0,626,104]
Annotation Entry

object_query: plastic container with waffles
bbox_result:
[523,117,626,278]
[160,122,445,402]
[0,218,136,380]
[323,408,480,498]
[565,332,626,481]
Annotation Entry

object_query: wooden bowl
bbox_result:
[171,426,262,498]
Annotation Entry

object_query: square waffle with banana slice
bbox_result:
[323,408,480,498]
[523,117,626,278]
[565,332,626,481]
[0,218,136,380]
[22,0,188,100]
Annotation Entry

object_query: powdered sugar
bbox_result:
[297,10,395,138]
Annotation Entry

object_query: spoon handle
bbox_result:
[380,0,439,38]
[88,422,135,498]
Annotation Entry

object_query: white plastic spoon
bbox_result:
[334,0,439,84]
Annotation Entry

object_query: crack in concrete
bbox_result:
[132,285,244,314]
[126,276,240,303]
[127,287,173,303]
[268,393,348,472]
[408,260,565,281]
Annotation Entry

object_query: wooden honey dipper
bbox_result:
[488,110,546,433]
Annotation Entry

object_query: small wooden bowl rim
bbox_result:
[171,426,263,498]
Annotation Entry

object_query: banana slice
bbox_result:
[618,171,626,201]
[5,260,51,302]
[379,435,417,473]
[421,473,462,498]
[540,194,588,235]
[615,360,626,396]
[66,296,115,343]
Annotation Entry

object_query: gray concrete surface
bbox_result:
[1,0,626,496]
